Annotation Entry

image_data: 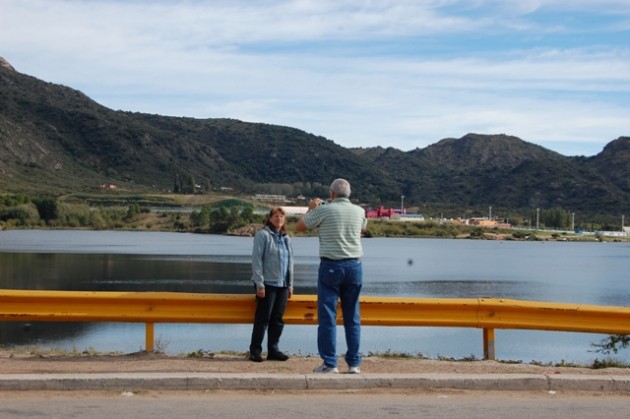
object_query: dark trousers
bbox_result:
[249,285,289,355]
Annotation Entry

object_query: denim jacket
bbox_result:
[251,226,294,291]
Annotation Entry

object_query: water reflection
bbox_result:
[0,322,86,347]
[1,231,629,362]
[367,279,544,300]
[0,252,259,347]
[0,253,255,293]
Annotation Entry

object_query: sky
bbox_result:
[1,0,630,157]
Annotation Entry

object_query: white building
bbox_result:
[280,206,309,216]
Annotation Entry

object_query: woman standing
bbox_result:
[249,207,294,362]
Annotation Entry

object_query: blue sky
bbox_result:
[1,1,629,157]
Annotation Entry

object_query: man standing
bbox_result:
[296,178,367,374]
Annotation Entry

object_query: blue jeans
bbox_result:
[317,258,362,368]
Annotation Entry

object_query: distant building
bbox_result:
[365,206,405,219]
[280,206,308,216]
[462,218,511,228]
[253,194,287,203]
[596,230,630,238]
[466,217,498,227]
[100,183,117,190]
[395,214,425,222]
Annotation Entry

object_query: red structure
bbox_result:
[365,206,405,219]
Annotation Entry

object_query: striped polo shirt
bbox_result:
[303,197,367,259]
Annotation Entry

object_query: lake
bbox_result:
[1,230,629,363]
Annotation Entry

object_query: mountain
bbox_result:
[351,134,630,213]
[583,137,630,193]
[1,57,628,217]
[408,134,628,211]
[0,58,393,200]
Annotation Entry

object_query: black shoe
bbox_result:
[249,352,263,362]
[267,351,289,361]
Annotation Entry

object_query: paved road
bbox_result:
[0,390,628,418]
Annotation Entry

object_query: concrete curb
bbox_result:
[2,373,630,392]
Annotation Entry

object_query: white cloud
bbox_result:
[1,0,629,156]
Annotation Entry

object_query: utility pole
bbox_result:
[489,206,492,220]
[536,208,540,230]
[571,212,575,232]
[400,195,404,215]
[623,215,625,232]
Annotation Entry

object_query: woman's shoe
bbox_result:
[249,352,263,362]
[267,351,289,361]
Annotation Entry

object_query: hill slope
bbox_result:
[1,57,628,216]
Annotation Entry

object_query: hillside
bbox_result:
[352,134,630,213]
[583,137,630,193]
[0,58,393,201]
[1,57,628,217]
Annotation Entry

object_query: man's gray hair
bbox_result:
[330,178,351,198]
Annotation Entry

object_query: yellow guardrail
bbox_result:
[2,289,630,360]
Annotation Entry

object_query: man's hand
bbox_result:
[297,197,324,232]
[308,198,323,210]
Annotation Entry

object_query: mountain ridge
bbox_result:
[1,57,628,218]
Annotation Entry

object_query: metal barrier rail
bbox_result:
[2,289,630,359]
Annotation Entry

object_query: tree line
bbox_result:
[1,193,623,234]
[0,194,262,233]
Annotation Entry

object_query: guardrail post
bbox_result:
[483,328,495,360]
[146,322,155,352]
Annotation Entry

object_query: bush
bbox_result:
[591,334,630,355]
[0,203,40,226]
[469,228,485,238]
[57,203,92,227]
[32,197,59,223]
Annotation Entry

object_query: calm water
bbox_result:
[1,230,629,363]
